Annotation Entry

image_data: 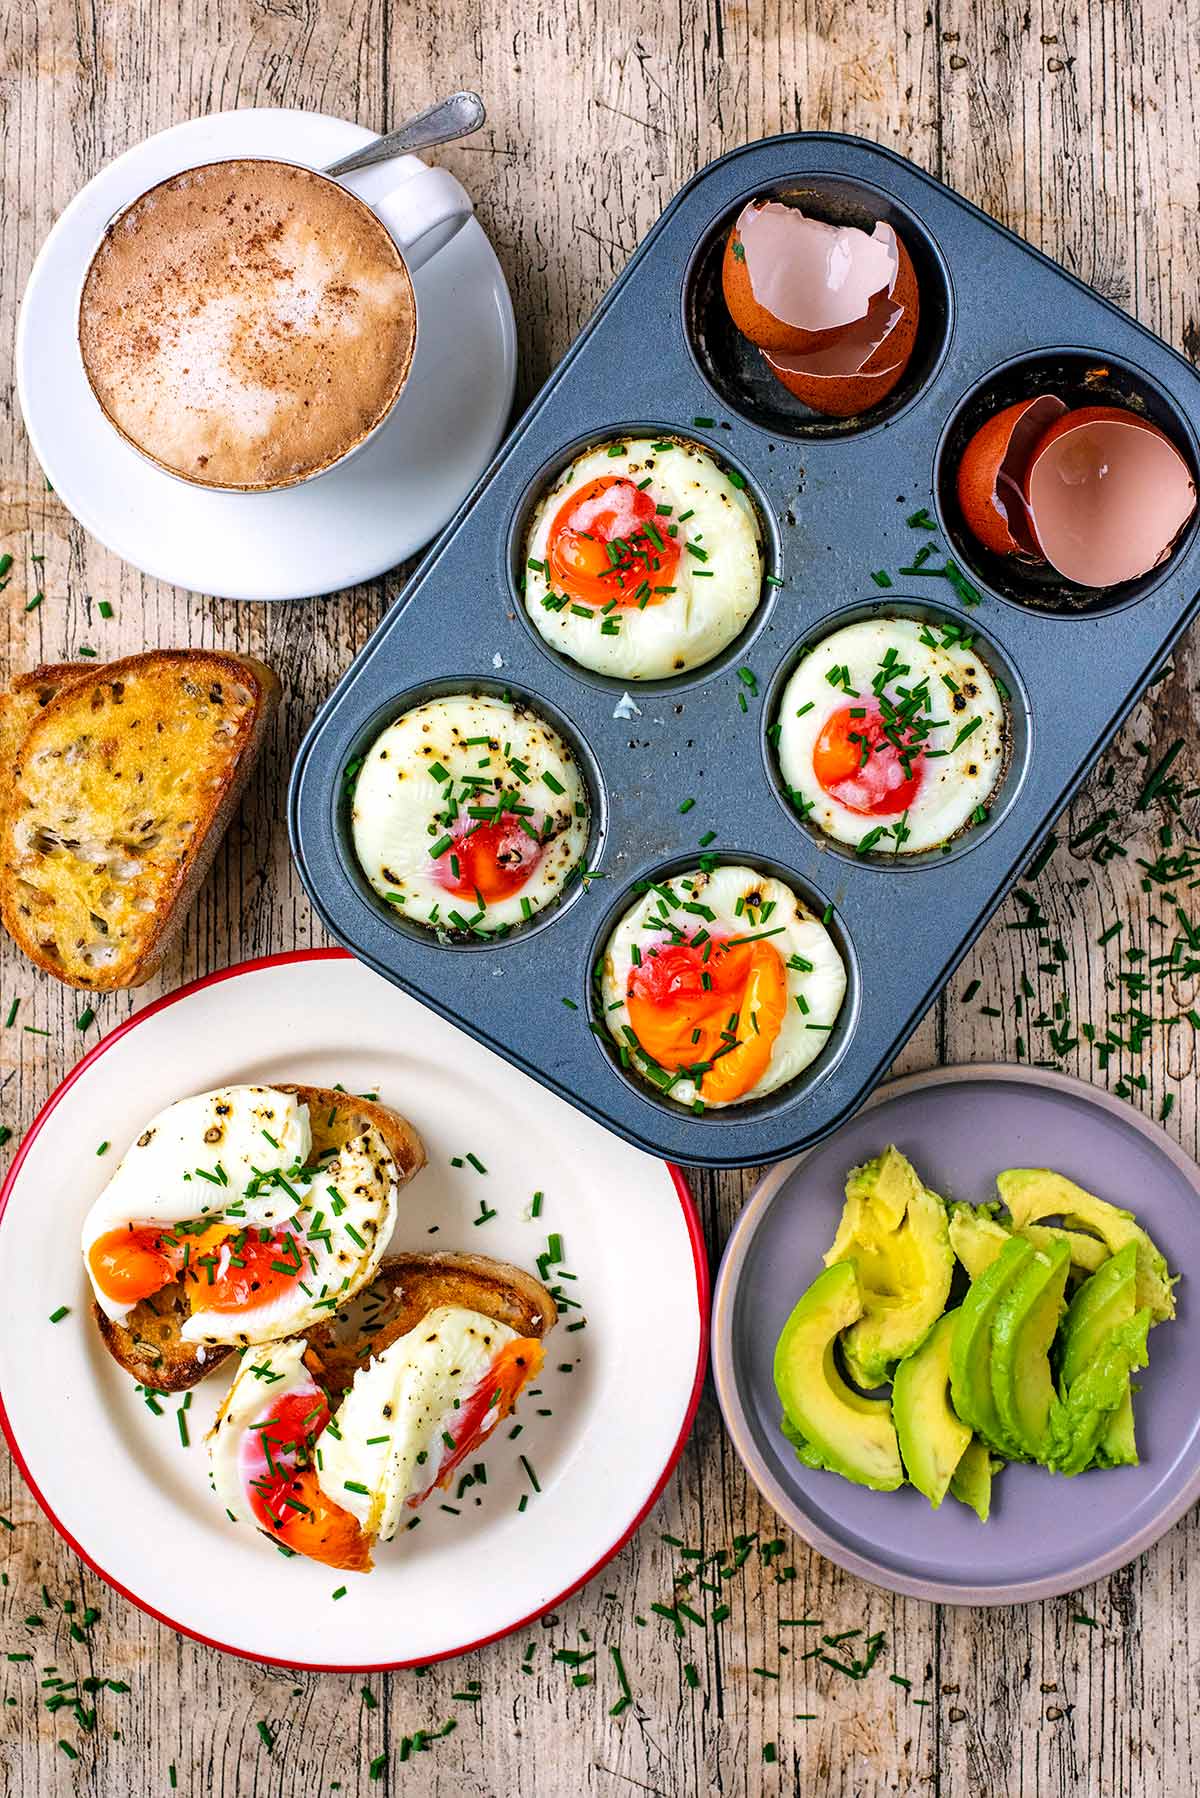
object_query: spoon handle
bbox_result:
[323,92,486,177]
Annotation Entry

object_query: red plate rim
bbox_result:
[0,947,710,1672]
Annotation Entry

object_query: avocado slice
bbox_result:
[823,1147,954,1388]
[774,1262,903,1491]
[950,1236,1035,1455]
[949,1202,1109,1282]
[997,1169,1176,1323]
[990,1237,1071,1460]
[1046,1309,1151,1475]
[948,1203,1010,1279]
[892,1309,972,1508]
[1055,1242,1141,1468]
[948,1436,1000,1522]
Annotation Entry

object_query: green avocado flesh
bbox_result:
[948,1436,999,1522]
[824,1147,954,1388]
[1053,1242,1144,1471]
[990,1238,1071,1461]
[1046,1310,1151,1475]
[949,1202,1109,1281]
[997,1169,1176,1323]
[774,1262,903,1491]
[892,1309,971,1509]
[950,1236,1034,1455]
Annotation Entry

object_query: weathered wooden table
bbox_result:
[2,3,1198,1793]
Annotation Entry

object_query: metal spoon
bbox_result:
[322,92,486,177]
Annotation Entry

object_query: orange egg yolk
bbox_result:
[430,815,544,903]
[244,1388,372,1572]
[626,936,788,1103]
[812,703,923,816]
[410,1336,545,1508]
[88,1221,308,1314]
[546,475,680,607]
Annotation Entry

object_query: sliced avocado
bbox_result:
[997,1169,1176,1323]
[773,1262,903,1491]
[948,1435,1000,1522]
[823,1147,954,1388]
[1023,1223,1109,1275]
[1056,1242,1140,1468]
[948,1203,1010,1279]
[990,1238,1071,1461]
[1059,1242,1138,1386]
[892,1310,972,1509]
[1046,1310,1151,1475]
[948,1204,1108,1282]
[950,1236,1035,1455]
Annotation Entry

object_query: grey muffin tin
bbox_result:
[289,132,1200,1170]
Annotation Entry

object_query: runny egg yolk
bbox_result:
[625,936,788,1102]
[812,703,923,816]
[430,815,544,903]
[547,476,681,607]
[88,1221,307,1313]
[410,1336,544,1508]
[244,1388,372,1572]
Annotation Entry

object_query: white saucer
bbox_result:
[15,110,517,601]
[0,951,706,1669]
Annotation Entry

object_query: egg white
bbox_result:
[80,1086,399,1346]
[599,864,847,1109]
[208,1337,320,1525]
[776,617,1009,853]
[523,437,764,680]
[352,694,590,932]
[316,1305,519,1542]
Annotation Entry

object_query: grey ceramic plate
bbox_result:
[711,1064,1200,1605]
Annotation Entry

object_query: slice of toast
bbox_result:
[0,664,100,777]
[0,650,280,989]
[304,1250,558,1399]
[93,1085,426,1392]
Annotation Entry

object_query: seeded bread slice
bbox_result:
[304,1251,558,1399]
[0,650,280,989]
[0,664,100,778]
[93,1085,426,1392]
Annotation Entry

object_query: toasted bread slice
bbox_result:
[93,1084,426,1392]
[0,664,100,777]
[305,1250,558,1399]
[0,650,280,989]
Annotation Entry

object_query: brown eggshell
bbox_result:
[955,394,1068,557]
[1023,405,1198,587]
[759,233,920,418]
[721,202,901,355]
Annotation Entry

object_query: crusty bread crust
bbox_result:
[92,1084,425,1393]
[304,1251,558,1399]
[0,650,280,989]
[278,1084,426,1187]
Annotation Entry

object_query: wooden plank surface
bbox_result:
[1,1,1198,1792]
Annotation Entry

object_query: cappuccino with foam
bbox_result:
[79,159,417,491]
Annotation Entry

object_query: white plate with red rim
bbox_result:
[0,950,706,1670]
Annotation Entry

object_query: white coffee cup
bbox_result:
[78,152,473,494]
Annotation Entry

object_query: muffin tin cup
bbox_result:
[289,132,1200,1170]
